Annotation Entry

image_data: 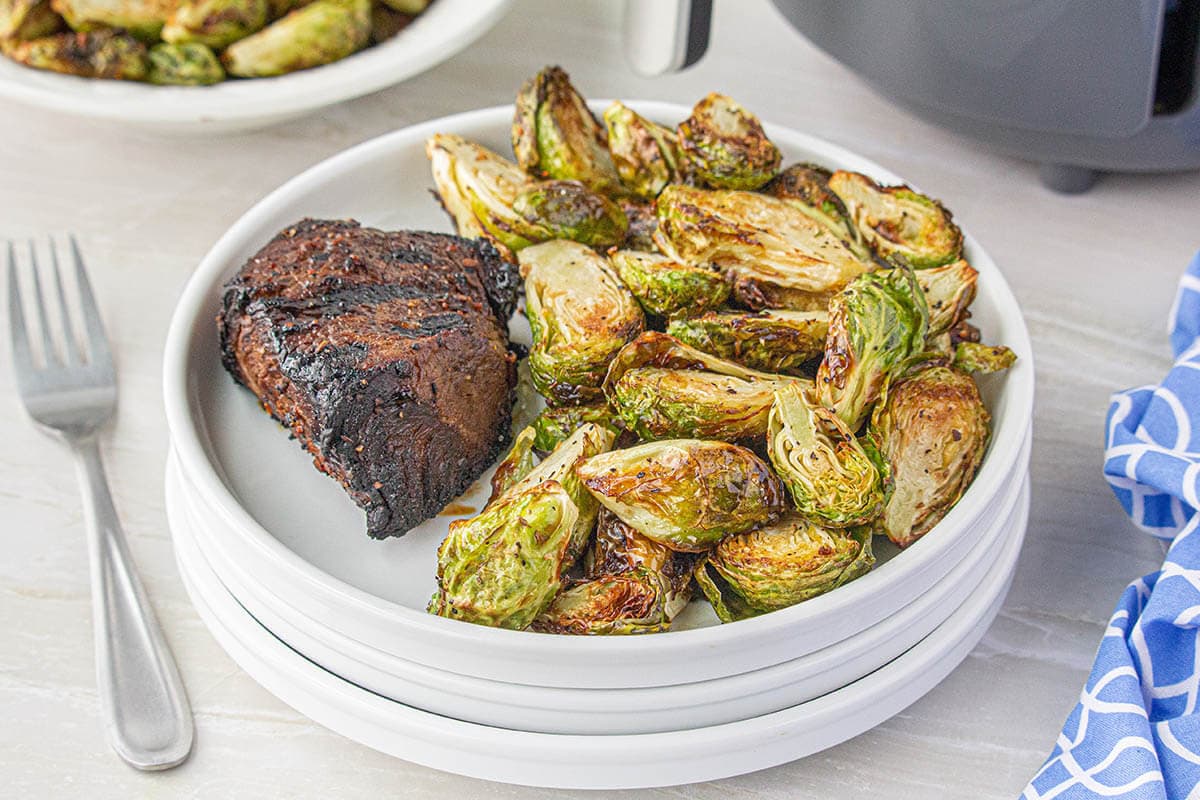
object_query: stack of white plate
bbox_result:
[161,104,1035,789]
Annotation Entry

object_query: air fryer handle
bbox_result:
[622,0,713,76]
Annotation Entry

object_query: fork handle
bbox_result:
[74,439,194,770]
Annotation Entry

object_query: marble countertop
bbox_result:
[3,1,1198,797]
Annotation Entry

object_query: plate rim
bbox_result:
[162,101,1037,658]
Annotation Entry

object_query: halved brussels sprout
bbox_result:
[146,41,224,84]
[868,365,990,547]
[603,101,683,199]
[2,29,147,79]
[221,0,369,78]
[764,163,867,259]
[530,403,619,454]
[695,517,873,622]
[520,240,645,406]
[609,249,729,320]
[814,267,929,431]
[430,479,578,629]
[654,184,873,311]
[512,65,624,196]
[677,93,780,190]
[665,309,828,374]
[161,0,267,49]
[511,180,627,249]
[916,259,978,338]
[1,0,63,40]
[954,341,1017,374]
[431,423,615,628]
[603,331,803,441]
[768,382,884,527]
[488,425,537,505]
[577,439,786,552]
[50,0,173,39]
[828,170,963,269]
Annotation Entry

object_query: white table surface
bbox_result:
[3,1,1198,797]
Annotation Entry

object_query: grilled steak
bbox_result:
[218,219,520,539]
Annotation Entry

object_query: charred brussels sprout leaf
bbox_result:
[619,199,658,251]
[677,93,780,190]
[954,341,1017,374]
[50,0,174,39]
[1,0,63,39]
[916,258,978,338]
[2,28,147,78]
[666,309,828,375]
[869,365,990,547]
[512,65,624,196]
[577,439,786,552]
[654,184,873,311]
[609,249,729,320]
[520,240,645,406]
[695,518,873,622]
[764,163,867,259]
[828,170,964,269]
[530,403,619,454]
[815,267,930,431]
[161,0,267,48]
[603,100,683,199]
[488,425,537,505]
[767,382,884,527]
[512,180,627,249]
[146,41,223,84]
[221,0,369,78]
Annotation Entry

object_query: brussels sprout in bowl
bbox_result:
[0,0,511,132]
[162,98,1034,688]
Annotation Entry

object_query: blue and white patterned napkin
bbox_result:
[1023,253,1200,799]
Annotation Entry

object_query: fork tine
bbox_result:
[66,235,113,369]
[48,236,83,365]
[7,242,35,377]
[27,240,63,367]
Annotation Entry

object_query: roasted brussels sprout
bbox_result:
[609,249,729,320]
[368,2,411,44]
[431,424,615,628]
[512,65,624,196]
[488,425,537,505]
[603,101,683,199]
[146,41,223,83]
[695,517,873,622]
[577,439,786,552]
[221,0,369,78]
[677,93,780,190]
[1,0,63,39]
[619,199,658,251]
[665,309,828,374]
[868,365,990,547]
[602,332,802,441]
[916,259,977,338]
[2,28,147,79]
[377,0,425,12]
[764,163,867,258]
[512,180,627,249]
[953,341,1017,374]
[654,184,873,311]
[50,0,173,39]
[814,267,929,431]
[767,382,884,527]
[828,170,964,269]
[520,240,644,406]
[161,0,266,48]
[530,403,619,454]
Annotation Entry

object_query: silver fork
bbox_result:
[7,237,193,770]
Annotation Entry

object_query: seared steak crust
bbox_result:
[218,219,520,539]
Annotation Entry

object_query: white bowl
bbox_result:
[162,102,1036,687]
[171,472,1028,789]
[0,0,511,133]
[167,444,1029,733]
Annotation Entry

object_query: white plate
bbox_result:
[172,473,1028,789]
[0,0,511,133]
[162,102,1035,687]
[168,443,1029,733]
